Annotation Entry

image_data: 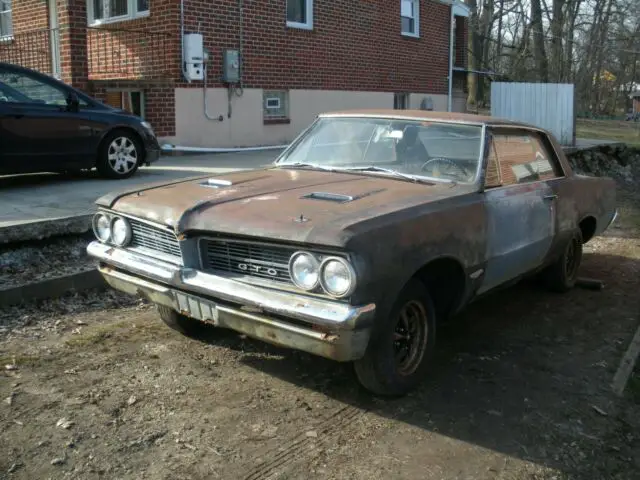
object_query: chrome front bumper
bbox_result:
[87,241,376,362]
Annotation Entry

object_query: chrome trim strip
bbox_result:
[99,267,371,362]
[87,241,376,331]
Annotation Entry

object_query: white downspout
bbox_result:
[180,0,190,83]
[447,4,454,112]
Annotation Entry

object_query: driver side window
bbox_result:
[0,69,68,106]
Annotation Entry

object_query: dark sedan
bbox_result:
[0,62,161,179]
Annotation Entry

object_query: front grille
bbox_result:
[201,238,295,284]
[129,219,182,262]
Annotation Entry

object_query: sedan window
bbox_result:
[0,70,68,106]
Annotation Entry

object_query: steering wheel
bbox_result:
[420,157,470,180]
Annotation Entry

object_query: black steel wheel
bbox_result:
[354,279,436,396]
[543,230,583,293]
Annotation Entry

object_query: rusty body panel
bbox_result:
[88,109,618,365]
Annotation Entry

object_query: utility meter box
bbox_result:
[222,49,241,84]
[183,33,204,81]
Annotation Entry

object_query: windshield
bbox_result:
[276,117,484,183]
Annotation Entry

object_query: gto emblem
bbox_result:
[238,263,278,277]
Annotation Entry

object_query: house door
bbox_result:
[48,0,61,79]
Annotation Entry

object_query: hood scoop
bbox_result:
[200,178,233,189]
[302,192,354,203]
[302,188,386,204]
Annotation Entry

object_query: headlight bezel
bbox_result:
[288,251,321,291]
[110,216,132,247]
[319,256,357,298]
[288,250,357,298]
[92,212,112,243]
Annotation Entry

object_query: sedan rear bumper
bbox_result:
[87,241,376,361]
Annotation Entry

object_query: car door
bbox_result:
[0,65,98,173]
[477,128,562,294]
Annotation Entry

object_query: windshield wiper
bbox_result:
[339,166,433,184]
[275,162,336,172]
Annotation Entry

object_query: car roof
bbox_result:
[318,109,540,129]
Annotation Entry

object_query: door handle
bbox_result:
[543,194,558,201]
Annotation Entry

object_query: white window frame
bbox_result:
[87,0,150,27]
[286,0,313,31]
[401,0,420,38]
[0,0,13,41]
[263,90,289,119]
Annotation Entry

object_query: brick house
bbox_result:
[0,0,469,148]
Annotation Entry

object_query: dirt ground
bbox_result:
[1,194,639,480]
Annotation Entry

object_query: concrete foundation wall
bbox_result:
[171,88,453,148]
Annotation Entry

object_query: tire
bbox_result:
[353,279,437,397]
[157,305,210,337]
[96,129,142,179]
[542,230,583,293]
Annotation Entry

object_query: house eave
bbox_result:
[435,0,471,17]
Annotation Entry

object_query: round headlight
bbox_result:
[289,252,320,290]
[92,213,111,243]
[320,257,356,297]
[111,217,132,246]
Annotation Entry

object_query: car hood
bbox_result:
[97,168,472,247]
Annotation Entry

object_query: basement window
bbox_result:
[87,0,150,26]
[394,92,410,110]
[105,89,145,118]
[263,90,290,124]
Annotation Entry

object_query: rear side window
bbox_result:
[489,130,563,186]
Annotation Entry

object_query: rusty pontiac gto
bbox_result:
[87,110,617,396]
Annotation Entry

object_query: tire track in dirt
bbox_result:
[241,404,366,480]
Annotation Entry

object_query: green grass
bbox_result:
[576,119,640,147]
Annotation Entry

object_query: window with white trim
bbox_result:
[0,0,12,40]
[87,0,149,26]
[263,90,289,120]
[401,0,419,37]
[287,0,313,30]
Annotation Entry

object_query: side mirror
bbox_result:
[66,92,80,112]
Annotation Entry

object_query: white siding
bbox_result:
[491,82,575,146]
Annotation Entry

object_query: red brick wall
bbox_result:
[91,82,175,137]
[0,0,51,72]
[180,0,455,93]
[3,0,466,138]
[86,0,180,81]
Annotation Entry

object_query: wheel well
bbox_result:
[413,257,466,322]
[98,127,146,163]
[579,216,597,243]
